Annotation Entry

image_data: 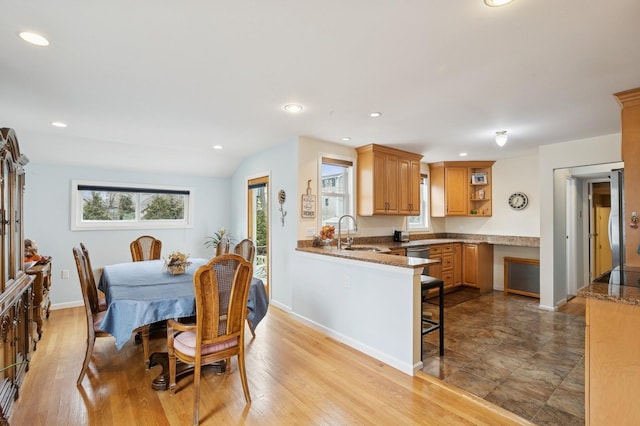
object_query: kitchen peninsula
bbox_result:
[294,244,438,375]
[294,233,538,375]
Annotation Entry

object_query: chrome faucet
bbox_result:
[337,214,358,250]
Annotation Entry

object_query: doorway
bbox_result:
[561,162,621,301]
[247,176,269,294]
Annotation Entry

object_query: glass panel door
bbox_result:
[248,176,269,293]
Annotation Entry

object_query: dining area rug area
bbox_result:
[425,288,481,308]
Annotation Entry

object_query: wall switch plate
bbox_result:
[306,227,315,236]
[61,269,70,279]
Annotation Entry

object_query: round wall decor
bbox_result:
[508,192,529,210]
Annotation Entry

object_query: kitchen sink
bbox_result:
[344,246,382,252]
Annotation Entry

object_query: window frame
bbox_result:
[71,180,194,230]
[407,173,430,231]
[318,154,357,233]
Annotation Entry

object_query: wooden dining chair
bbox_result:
[166,253,253,425]
[79,243,107,312]
[130,235,162,262]
[73,247,151,385]
[233,238,256,263]
[73,246,114,386]
[233,238,257,337]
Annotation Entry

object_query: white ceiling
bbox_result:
[2,1,639,177]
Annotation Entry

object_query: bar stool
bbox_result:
[421,275,444,357]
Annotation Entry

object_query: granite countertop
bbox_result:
[296,245,440,270]
[578,266,640,306]
[393,235,539,248]
[296,233,538,270]
[298,233,539,250]
[578,283,640,306]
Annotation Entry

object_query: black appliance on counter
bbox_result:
[393,230,409,242]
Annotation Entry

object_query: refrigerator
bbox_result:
[609,168,625,277]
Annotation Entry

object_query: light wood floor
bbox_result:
[10,306,535,425]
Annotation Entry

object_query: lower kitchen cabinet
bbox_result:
[387,248,406,256]
[461,243,494,293]
[427,243,461,294]
[584,297,640,424]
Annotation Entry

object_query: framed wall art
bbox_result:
[301,180,316,218]
[471,172,487,184]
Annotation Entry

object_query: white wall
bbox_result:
[538,133,621,309]
[230,140,298,310]
[24,163,228,308]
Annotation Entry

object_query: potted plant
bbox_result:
[204,228,234,250]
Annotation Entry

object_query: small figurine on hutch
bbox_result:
[24,239,51,265]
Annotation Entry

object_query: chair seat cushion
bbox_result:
[174,331,238,357]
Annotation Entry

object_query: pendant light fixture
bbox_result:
[495,131,508,147]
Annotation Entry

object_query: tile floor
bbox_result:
[422,289,585,425]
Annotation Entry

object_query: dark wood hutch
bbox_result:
[0,128,33,424]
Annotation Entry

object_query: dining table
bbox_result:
[97,258,269,389]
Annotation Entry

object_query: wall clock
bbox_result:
[508,192,529,210]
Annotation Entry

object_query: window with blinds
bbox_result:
[71,180,193,230]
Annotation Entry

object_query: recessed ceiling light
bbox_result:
[212,145,223,150]
[459,152,468,157]
[19,31,50,46]
[284,104,303,113]
[51,121,67,128]
[342,137,351,141]
[369,112,382,118]
[483,0,515,7]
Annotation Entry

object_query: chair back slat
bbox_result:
[79,242,97,290]
[72,247,100,321]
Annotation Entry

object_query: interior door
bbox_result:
[594,206,612,277]
[247,176,269,294]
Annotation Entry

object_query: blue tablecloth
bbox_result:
[98,258,268,349]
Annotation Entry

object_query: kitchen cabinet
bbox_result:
[585,298,640,424]
[461,243,494,293]
[427,243,461,294]
[615,88,640,268]
[429,161,495,217]
[387,248,406,256]
[356,144,423,216]
[399,158,421,215]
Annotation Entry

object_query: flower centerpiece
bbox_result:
[163,251,192,275]
[320,225,335,246]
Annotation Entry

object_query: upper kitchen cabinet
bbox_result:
[356,144,423,216]
[430,161,495,217]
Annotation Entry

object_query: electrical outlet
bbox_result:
[344,275,350,288]
[61,269,70,279]
[306,227,315,236]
